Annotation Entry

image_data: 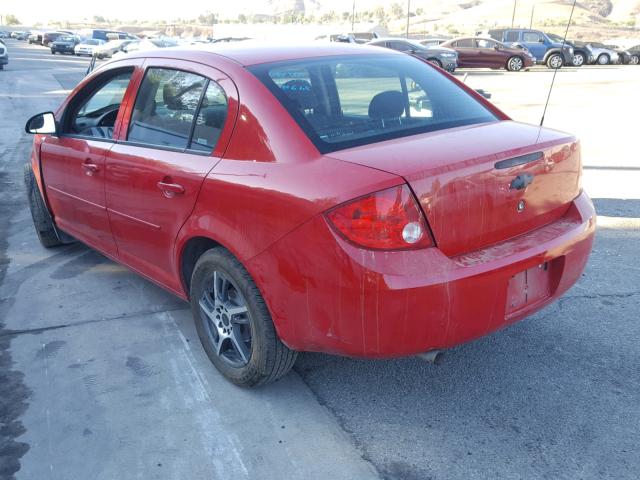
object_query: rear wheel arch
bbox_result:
[179,236,222,297]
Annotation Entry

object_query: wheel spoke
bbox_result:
[227,304,249,323]
[213,334,226,356]
[198,291,216,323]
[214,271,229,301]
[229,329,250,364]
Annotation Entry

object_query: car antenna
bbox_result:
[539,0,577,126]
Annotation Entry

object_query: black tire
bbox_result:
[629,54,639,66]
[51,50,56,55]
[427,58,443,69]
[506,56,524,71]
[572,52,585,67]
[597,53,610,65]
[23,164,64,248]
[546,53,563,69]
[190,247,297,387]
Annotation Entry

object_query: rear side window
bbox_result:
[128,68,228,153]
[190,81,228,153]
[505,31,519,42]
[250,54,497,153]
[456,38,474,48]
[129,68,206,149]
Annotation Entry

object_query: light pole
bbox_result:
[406,0,411,38]
[351,0,355,32]
[511,0,517,28]
[529,4,535,29]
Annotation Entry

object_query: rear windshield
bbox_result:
[249,54,497,153]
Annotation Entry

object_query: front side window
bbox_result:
[65,69,133,139]
[250,54,497,153]
[523,32,542,43]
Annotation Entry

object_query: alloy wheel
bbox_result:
[597,54,609,65]
[572,53,584,66]
[549,54,562,69]
[630,55,639,65]
[508,57,523,71]
[198,270,252,367]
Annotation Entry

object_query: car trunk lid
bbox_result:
[327,121,582,257]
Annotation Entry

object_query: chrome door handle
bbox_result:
[157,181,185,197]
[82,162,99,175]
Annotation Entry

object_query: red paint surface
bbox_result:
[31,45,595,358]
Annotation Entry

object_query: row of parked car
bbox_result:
[338,28,640,72]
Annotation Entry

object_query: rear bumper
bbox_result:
[249,191,596,358]
[0,56,7,65]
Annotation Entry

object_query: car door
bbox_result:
[453,38,476,67]
[39,62,141,255]
[521,31,545,60]
[105,60,238,292]
[476,38,503,68]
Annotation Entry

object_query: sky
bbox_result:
[1,0,381,24]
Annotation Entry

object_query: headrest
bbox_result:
[280,80,316,110]
[163,82,184,110]
[368,91,404,120]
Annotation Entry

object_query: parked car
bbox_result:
[28,32,44,45]
[94,39,134,58]
[0,31,10,39]
[440,37,535,71]
[74,39,106,56]
[546,34,593,66]
[419,37,450,47]
[12,31,29,40]
[24,43,595,386]
[77,28,135,42]
[585,42,619,65]
[50,35,80,55]
[113,38,177,57]
[368,37,458,72]
[604,43,639,65]
[43,32,66,47]
[0,41,8,69]
[484,28,574,68]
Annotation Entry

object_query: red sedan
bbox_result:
[441,37,536,71]
[24,43,595,386]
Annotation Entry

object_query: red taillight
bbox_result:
[326,184,434,250]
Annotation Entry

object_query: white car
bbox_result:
[94,39,134,59]
[74,39,105,56]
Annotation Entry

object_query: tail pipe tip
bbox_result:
[417,350,444,365]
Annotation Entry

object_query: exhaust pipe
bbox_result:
[417,350,444,365]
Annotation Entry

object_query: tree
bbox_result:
[390,3,404,19]
[198,12,217,25]
[93,15,106,23]
[238,14,247,23]
[5,14,20,25]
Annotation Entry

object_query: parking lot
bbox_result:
[1,39,639,480]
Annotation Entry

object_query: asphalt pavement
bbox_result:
[1,39,639,480]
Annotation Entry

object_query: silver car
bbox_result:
[367,38,458,72]
[0,40,8,70]
[587,42,620,65]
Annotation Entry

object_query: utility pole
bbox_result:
[529,4,535,29]
[351,0,355,33]
[511,0,517,28]
[406,0,411,38]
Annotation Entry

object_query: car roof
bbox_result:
[123,42,400,66]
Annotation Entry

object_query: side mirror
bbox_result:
[494,45,500,50]
[25,112,57,135]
